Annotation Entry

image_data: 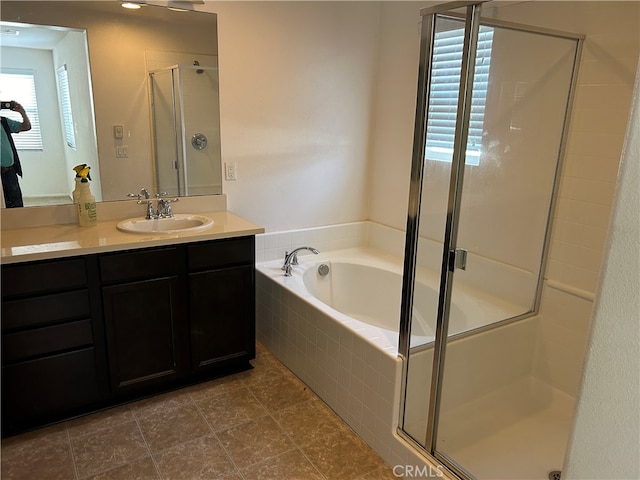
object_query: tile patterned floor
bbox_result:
[1,343,398,480]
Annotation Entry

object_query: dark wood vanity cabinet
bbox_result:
[1,257,108,435]
[1,235,256,437]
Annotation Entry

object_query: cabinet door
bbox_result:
[189,265,255,372]
[102,276,188,393]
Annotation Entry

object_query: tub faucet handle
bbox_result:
[281,246,320,276]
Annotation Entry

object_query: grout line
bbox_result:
[131,408,164,480]
[64,424,81,480]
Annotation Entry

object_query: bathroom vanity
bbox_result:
[0,206,263,437]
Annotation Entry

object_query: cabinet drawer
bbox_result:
[2,347,101,435]
[187,236,254,271]
[2,290,90,332]
[3,319,93,364]
[100,247,180,283]
[1,258,87,298]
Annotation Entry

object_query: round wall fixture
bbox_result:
[191,133,208,150]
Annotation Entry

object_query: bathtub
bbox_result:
[257,247,526,355]
[255,240,536,469]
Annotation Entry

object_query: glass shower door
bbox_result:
[399,1,582,479]
[435,22,581,479]
[150,68,182,196]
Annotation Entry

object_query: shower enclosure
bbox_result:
[398,1,582,479]
[149,63,222,197]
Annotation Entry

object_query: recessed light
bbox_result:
[121,2,142,9]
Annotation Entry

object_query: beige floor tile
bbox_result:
[137,404,211,453]
[356,465,401,479]
[131,389,195,419]
[84,457,160,480]
[195,386,268,432]
[239,449,325,480]
[302,429,387,480]
[187,373,247,403]
[236,359,288,385]
[220,473,244,480]
[272,397,349,446]
[217,415,295,468]
[70,420,149,478]
[66,404,135,439]
[154,433,237,480]
[248,372,313,413]
[1,441,75,480]
[0,422,68,460]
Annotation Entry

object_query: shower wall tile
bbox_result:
[547,3,639,296]
[479,1,640,299]
[255,222,367,263]
[532,284,594,397]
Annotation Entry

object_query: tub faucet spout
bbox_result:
[282,246,320,276]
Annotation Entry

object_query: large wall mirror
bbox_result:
[0,1,222,208]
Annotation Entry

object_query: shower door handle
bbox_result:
[448,248,468,271]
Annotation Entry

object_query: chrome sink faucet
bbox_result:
[127,188,178,219]
[282,246,320,276]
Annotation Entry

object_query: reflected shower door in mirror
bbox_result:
[150,63,222,197]
[0,1,222,208]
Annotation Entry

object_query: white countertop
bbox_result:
[1,210,264,264]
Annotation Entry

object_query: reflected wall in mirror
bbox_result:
[0,1,222,208]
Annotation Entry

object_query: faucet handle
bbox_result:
[281,250,298,269]
[158,197,178,217]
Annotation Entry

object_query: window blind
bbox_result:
[56,65,77,150]
[425,26,494,166]
[0,71,44,150]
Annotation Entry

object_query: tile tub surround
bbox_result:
[0,343,398,480]
[256,273,441,475]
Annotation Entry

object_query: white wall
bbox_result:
[564,59,640,480]
[203,1,380,232]
[53,30,102,201]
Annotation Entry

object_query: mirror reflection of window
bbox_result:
[56,64,76,150]
[0,70,43,150]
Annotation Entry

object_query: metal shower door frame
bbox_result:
[150,66,183,195]
[398,2,484,478]
[397,1,585,478]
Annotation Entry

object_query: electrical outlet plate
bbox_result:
[225,161,237,180]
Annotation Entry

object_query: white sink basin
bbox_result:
[117,214,214,235]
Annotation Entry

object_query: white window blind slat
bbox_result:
[425,26,494,166]
[0,71,43,150]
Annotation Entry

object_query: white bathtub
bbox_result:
[257,247,526,354]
